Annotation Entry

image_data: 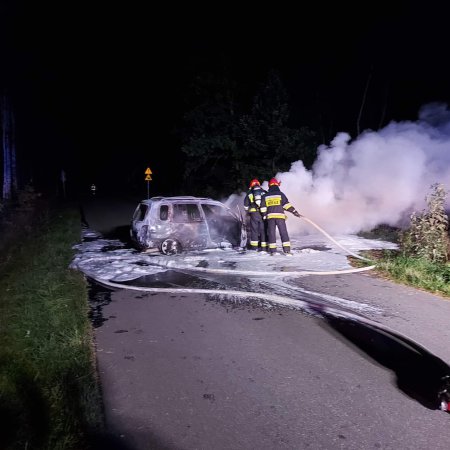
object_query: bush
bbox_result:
[399,183,449,263]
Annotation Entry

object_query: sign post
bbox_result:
[145,167,152,199]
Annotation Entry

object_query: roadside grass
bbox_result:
[0,202,104,449]
[353,219,450,299]
[350,248,450,299]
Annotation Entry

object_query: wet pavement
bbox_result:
[88,287,450,450]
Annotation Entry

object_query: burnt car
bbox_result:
[130,196,247,254]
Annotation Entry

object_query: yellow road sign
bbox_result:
[145,175,152,181]
[145,167,152,175]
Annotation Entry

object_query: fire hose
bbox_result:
[298,215,373,262]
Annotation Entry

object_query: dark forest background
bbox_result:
[2,2,450,200]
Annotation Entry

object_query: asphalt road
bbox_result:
[79,195,450,449]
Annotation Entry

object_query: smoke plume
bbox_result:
[230,102,450,236]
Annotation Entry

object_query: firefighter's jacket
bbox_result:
[244,186,266,213]
[260,185,297,219]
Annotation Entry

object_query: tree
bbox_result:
[238,70,317,185]
[1,90,18,202]
[180,73,241,197]
[179,70,318,197]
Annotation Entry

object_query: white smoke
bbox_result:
[232,102,450,236]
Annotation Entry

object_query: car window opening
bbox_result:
[173,204,202,223]
[160,205,169,221]
[134,204,148,221]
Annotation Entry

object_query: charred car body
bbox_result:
[130,196,247,254]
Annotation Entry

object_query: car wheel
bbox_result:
[160,238,182,255]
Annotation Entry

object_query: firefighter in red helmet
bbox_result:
[243,178,267,251]
[260,178,302,255]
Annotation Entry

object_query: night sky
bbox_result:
[2,1,450,197]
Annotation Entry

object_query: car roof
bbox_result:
[140,196,224,205]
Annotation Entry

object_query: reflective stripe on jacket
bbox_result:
[260,186,295,219]
[244,187,265,213]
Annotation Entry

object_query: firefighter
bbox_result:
[260,178,302,255]
[243,178,267,251]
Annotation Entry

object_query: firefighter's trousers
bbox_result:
[248,212,267,250]
[267,218,291,253]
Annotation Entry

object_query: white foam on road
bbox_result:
[70,229,396,316]
[71,229,396,281]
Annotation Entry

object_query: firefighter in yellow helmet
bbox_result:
[243,179,267,251]
[260,178,302,255]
